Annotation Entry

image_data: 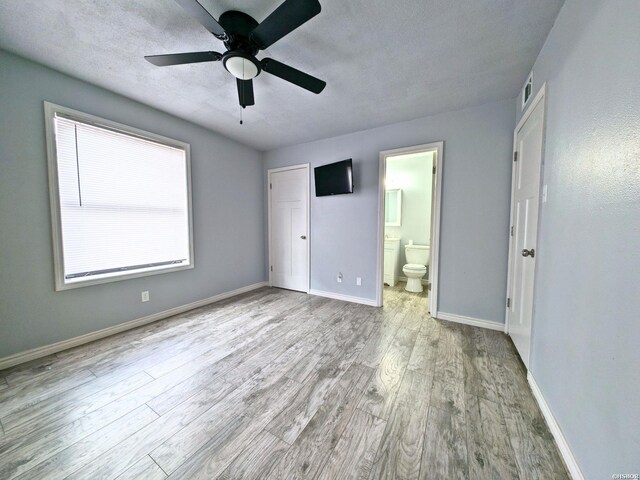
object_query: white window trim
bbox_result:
[44,101,195,291]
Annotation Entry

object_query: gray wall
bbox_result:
[264,99,515,323]
[0,51,265,359]
[385,152,434,270]
[519,0,640,477]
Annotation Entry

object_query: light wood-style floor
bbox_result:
[0,286,569,479]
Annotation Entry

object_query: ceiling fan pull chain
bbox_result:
[240,61,245,124]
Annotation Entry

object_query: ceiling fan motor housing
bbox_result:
[218,11,262,80]
[219,11,259,54]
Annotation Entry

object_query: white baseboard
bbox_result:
[309,289,378,307]
[0,281,268,370]
[527,373,585,480]
[434,311,504,331]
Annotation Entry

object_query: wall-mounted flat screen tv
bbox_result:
[314,159,353,197]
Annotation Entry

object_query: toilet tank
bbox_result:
[405,244,430,266]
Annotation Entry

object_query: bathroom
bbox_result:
[383,150,434,296]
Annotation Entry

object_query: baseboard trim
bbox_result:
[0,281,268,370]
[527,372,585,480]
[434,311,504,331]
[309,289,378,307]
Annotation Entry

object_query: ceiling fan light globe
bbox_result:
[224,56,259,80]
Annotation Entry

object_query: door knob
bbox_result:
[522,248,535,258]
[300,235,307,240]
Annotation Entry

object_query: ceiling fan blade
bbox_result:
[261,58,326,94]
[174,0,227,38]
[250,0,321,49]
[145,51,222,66]
[237,79,255,107]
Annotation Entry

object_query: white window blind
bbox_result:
[48,107,192,289]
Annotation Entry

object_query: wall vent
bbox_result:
[522,71,533,110]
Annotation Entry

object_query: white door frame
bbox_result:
[267,163,311,293]
[377,141,444,313]
[505,83,547,335]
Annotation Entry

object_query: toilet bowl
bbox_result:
[403,244,430,293]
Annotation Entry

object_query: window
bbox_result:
[45,102,193,290]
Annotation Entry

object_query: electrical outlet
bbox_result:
[141,291,150,302]
[337,272,343,283]
[356,277,362,286]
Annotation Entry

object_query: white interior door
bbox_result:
[269,166,309,292]
[508,96,545,369]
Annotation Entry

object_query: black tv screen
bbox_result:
[314,159,353,196]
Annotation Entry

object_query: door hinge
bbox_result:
[269,183,272,190]
[513,151,518,162]
[427,282,432,291]
[432,165,436,175]
[270,265,273,272]
[510,225,514,237]
[507,297,511,308]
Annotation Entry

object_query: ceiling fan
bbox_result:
[145,0,326,109]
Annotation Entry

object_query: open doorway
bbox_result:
[377,142,443,314]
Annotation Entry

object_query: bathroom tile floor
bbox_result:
[0,285,568,479]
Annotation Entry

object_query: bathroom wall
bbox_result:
[0,51,265,359]
[514,0,640,477]
[384,152,434,273]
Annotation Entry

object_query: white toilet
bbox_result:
[403,244,430,293]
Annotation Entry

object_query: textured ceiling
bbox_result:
[0,0,563,150]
